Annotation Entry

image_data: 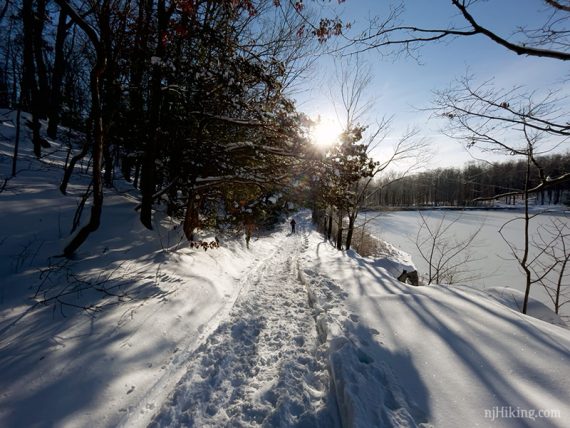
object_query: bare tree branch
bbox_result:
[451,0,570,60]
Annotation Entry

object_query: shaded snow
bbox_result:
[300,240,570,427]
[482,287,567,328]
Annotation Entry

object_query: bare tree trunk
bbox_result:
[521,154,532,314]
[59,138,90,194]
[336,209,343,250]
[123,0,150,184]
[133,159,141,188]
[0,69,8,108]
[140,0,169,230]
[554,257,567,314]
[22,0,41,158]
[33,0,49,118]
[183,193,200,241]
[103,134,114,187]
[345,211,356,250]
[47,9,68,138]
[21,0,34,109]
[63,59,106,256]
[56,0,108,257]
[11,102,21,176]
[327,207,333,240]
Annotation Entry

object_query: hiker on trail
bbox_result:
[244,218,255,249]
[290,218,296,234]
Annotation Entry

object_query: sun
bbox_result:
[311,117,342,148]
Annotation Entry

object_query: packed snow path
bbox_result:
[148,223,338,427]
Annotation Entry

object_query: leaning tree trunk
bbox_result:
[59,130,91,194]
[56,0,108,257]
[63,57,106,256]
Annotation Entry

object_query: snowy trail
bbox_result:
[147,222,338,427]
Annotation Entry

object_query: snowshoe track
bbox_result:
[149,227,335,427]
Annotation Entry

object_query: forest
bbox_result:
[0,0,333,255]
[1,0,569,257]
[369,152,570,208]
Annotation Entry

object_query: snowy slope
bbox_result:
[300,237,570,427]
[0,112,310,427]
[1,111,569,427]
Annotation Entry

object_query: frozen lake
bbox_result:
[364,209,570,312]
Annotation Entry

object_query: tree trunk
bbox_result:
[521,154,532,314]
[60,139,90,194]
[133,159,141,188]
[140,0,169,230]
[139,86,159,228]
[21,0,34,109]
[336,210,343,250]
[554,258,566,314]
[327,209,333,240]
[123,0,151,185]
[57,0,108,256]
[33,0,49,118]
[345,212,357,251]
[22,0,41,158]
[47,9,68,138]
[103,133,114,187]
[11,103,21,176]
[63,57,106,255]
[183,193,200,241]
[0,69,8,108]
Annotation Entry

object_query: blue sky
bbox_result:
[294,0,569,169]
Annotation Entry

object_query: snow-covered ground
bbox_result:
[146,225,336,428]
[1,111,570,427]
[301,241,570,427]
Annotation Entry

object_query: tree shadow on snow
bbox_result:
[335,249,570,427]
[0,238,218,427]
[328,321,431,427]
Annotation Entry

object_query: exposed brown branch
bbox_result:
[544,0,570,13]
[452,0,570,60]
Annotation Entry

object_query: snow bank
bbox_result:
[301,231,570,428]
[483,287,567,328]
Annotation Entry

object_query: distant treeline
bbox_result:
[366,152,570,208]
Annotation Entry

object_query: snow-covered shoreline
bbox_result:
[301,237,570,427]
